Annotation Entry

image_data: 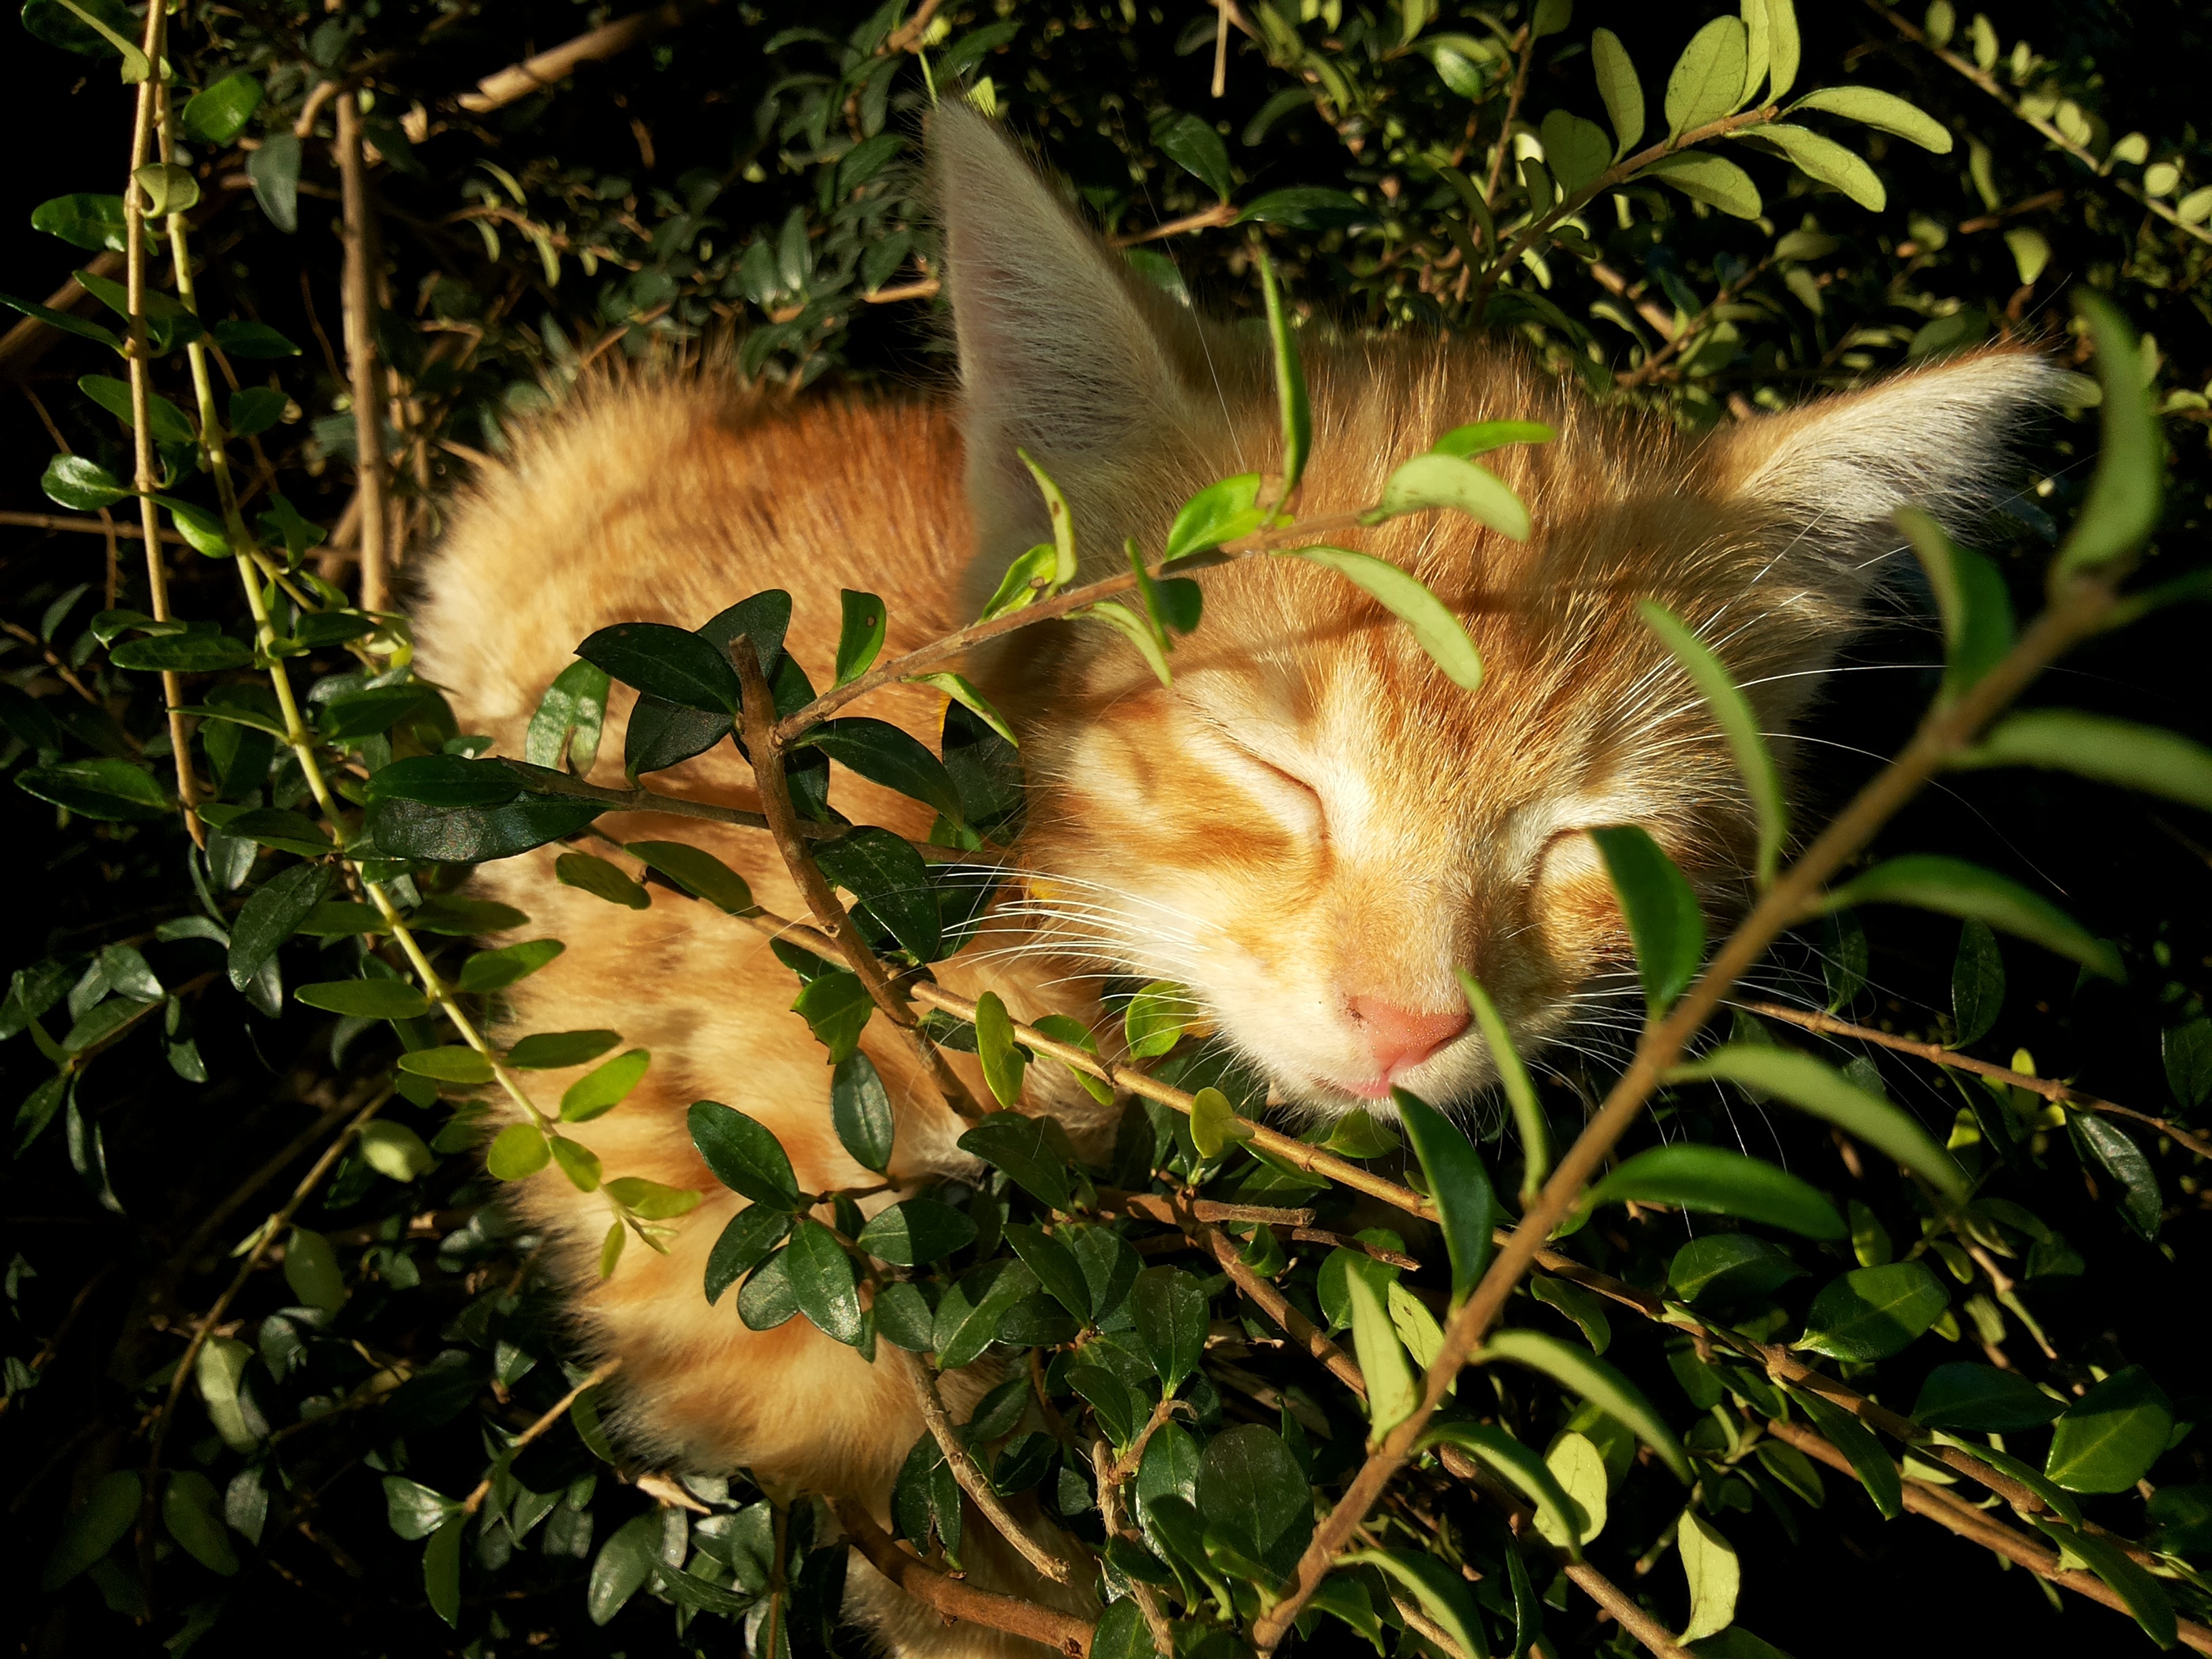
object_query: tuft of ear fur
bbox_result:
[1710,348,2062,571]
[929,104,1242,573]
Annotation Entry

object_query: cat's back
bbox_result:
[413,375,970,747]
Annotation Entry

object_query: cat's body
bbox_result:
[412,108,2053,1655]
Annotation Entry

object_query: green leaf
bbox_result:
[1430,419,1555,461]
[1910,1362,2064,1432]
[1340,1550,1491,1659]
[1795,1261,1948,1360]
[182,71,264,143]
[2045,1366,2173,1494]
[495,1027,623,1071]
[799,719,964,825]
[2058,291,2163,574]
[1090,1597,1160,1659]
[1423,1422,1590,1556]
[1393,1088,1496,1306]
[588,1513,663,1626]
[365,754,523,808]
[485,1122,550,1180]
[1197,1423,1313,1578]
[1591,28,1645,157]
[812,827,940,960]
[1677,1509,1740,1643]
[1002,1223,1090,1322]
[283,1226,345,1310]
[1368,453,1530,542]
[1540,108,1614,197]
[833,590,887,686]
[1165,473,1265,561]
[575,620,741,713]
[1017,449,1079,588]
[737,1245,797,1329]
[1737,123,1885,210]
[1954,710,2212,813]
[226,861,331,992]
[2071,1111,2162,1240]
[856,1198,976,1265]
[1289,547,1485,691]
[161,1471,239,1576]
[383,1475,459,1541]
[1589,825,1705,1010]
[14,756,168,821]
[1765,0,1801,98]
[110,630,251,672]
[2164,1018,2212,1110]
[975,990,1027,1109]
[1189,1085,1253,1159]
[981,542,1060,620]
[1130,1265,1208,1393]
[1666,1233,1806,1305]
[555,851,651,909]
[1257,250,1311,493]
[1078,599,1174,689]
[793,970,872,1063]
[367,794,606,861]
[295,979,430,1019]
[1643,152,1763,218]
[1788,85,1950,152]
[688,1101,804,1208]
[1235,186,1368,228]
[1,289,121,350]
[1822,855,2121,980]
[358,1120,435,1181]
[525,659,611,775]
[1589,1144,1843,1237]
[30,193,127,252]
[1896,508,2014,700]
[1124,980,1195,1060]
[1479,1330,1683,1481]
[42,1469,140,1591]
[957,1111,1070,1210]
[2028,1518,2177,1648]
[41,453,129,511]
[562,1052,646,1132]
[1950,919,2005,1047]
[831,1052,894,1172]
[397,1046,495,1084]
[1785,1385,1902,1519]
[1638,602,1787,886]
[905,671,1019,747]
[1666,16,1749,140]
[1666,1045,1967,1202]
[1151,109,1233,201]
[784,1216,865,1346]
[1346,1263,1420,1433]
[627,840,756,913]
[457,937,565,994]
[704,1204,792,1303]
[1530,1274,1612,1353]
[211,319,301,358]
[935,1258,1038,1368]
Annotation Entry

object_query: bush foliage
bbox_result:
[1,1,2209,1658]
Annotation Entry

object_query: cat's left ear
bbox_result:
[1706,348,2062,571]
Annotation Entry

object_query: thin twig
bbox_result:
[832,1498,1092,1656]
[1087,1437,1177,1654]
[1480,24,1535,205]
[0,510,192,546]
[460,1,708,113]
[461,1357,623,1513]
[1109,201,1241,248]
[123,25,201,846]
[335,91,390,613]
[892,1347,1076,1585]
[1616,255,1774,388]
[1741,1000,2212,1160]
[733,647,987,1122]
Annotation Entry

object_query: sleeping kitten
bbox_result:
[411,105,2051,1654]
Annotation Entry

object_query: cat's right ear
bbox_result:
[930,104,1214,560]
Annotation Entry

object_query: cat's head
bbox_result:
[932,106,2056,1117]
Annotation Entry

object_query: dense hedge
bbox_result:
[1,1,2208,1657]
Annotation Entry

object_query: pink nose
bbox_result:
[1348,996,1470,1079]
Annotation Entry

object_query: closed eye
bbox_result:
[1216,742,1325,840]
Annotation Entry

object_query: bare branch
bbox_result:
[891,1347,1077,1586]
[832,1498,1093,1657]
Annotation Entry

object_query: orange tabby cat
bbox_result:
[411,106,2053,1654]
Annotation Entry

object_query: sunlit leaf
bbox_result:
[1588,1143,1845,1238]
[1289,547,1484,691]
[1481,1328,1692,1480]
[1822,855,2121,980]
[1589,825,1705,1011]
[1794,1261,1948,1360]
[1639,601,1787,886]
